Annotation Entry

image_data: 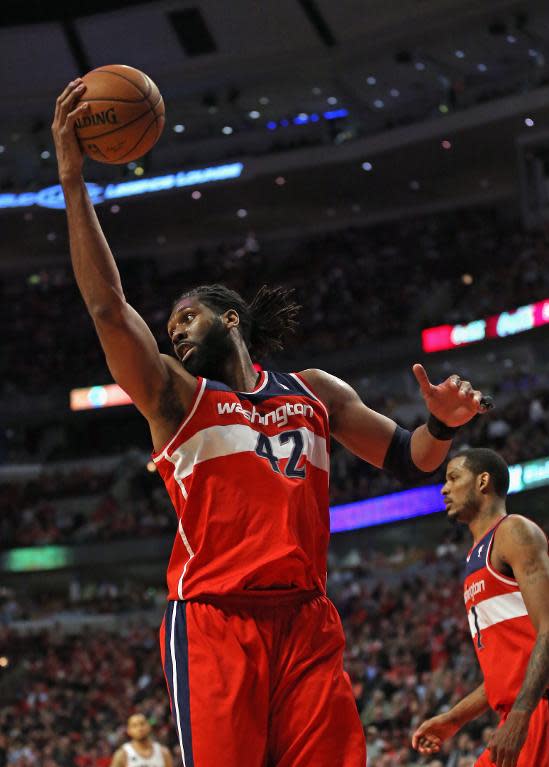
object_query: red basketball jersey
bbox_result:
[463,515,547,712]
[152,370,331,601]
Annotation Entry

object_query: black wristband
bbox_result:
[427,413,460,441]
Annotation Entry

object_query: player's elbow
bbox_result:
[89,297,127,325]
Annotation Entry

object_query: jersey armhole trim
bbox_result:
[290,372,330,421]
[152,377,207,463]
[486,516,519,586]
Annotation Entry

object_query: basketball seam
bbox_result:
[144,79,164,142]
[94,68,152,101]
[79,96,147,104]
[79,106,155,141]
[116,114,164,162]
[144,74,160,111]
[83,142,110,161]
[149,92,164,140]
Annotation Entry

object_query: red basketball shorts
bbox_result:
[475,697,549,766]
[159,593,366,767]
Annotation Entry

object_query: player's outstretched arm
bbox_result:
[52,80,196,438]
[412,683,488,754]
[487,517,549,767]
[299,366,490,478]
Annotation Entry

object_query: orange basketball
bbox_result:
[74,65,165,164]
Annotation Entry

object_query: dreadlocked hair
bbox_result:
[174,284,301,357]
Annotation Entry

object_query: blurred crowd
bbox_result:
[0,542,510,767]
[3,208,549,399]
[2,205,549,766]
[2,376,549,550]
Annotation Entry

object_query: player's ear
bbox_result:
[223,309,239,329]
[478,471,490,493]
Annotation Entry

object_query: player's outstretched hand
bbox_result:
[411,713,460,754]
[412,363,493,428]
[487,711,529,767]
[51,79,90,184]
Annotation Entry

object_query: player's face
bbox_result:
[167,297,234,380]
[441,457,481,523]
[127,714,151,742]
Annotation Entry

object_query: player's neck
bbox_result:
[132,738,152,753]
[221,343,259,392]
[468,502,507,545]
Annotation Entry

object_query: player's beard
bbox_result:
[182,316,233,381]
[449,488,479,524]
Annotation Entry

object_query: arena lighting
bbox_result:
[0,456,546,565]
[71,363,264,409]
[268,108,348,130]
[329,454,549,533]
[1,545,73,572]
[323,108,349,120]
[0,162,244,211]
[422,296,549,353]
[70,384,132,410]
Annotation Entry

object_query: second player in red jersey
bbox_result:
[413,449,549,767]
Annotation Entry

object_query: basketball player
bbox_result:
[52,79,491,767]
[412,449,549,767]
[110,714,173,767]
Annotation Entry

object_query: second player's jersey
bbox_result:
[152,370,331,601]
[463,515,546,712]
[122,742,164,767]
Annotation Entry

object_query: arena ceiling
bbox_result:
[1,0,548,266]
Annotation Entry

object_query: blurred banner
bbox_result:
[422,297,549,353]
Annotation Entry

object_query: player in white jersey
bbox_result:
[110,714,173,767]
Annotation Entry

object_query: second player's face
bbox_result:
[441,457,480,522]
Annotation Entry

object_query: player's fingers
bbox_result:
[412,363,433,396]
[57,79,80,104]
[411,730,428,749]
[458,380,473,397]
[57,82,86,123]
[65,101,90,128]
[54,80,81,118]
[418,741,440,754]
[413,733,440,752]
[471,390,484,409]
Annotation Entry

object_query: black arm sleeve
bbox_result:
[382,425,437,485]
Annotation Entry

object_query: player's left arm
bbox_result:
[161,746,173,767]
[299,364,490,478]
[488,516,549,767]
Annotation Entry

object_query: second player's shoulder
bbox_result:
[495,515,549,563]
[497,514,547,546]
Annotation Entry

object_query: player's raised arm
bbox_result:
[299,364,491,481]
[52,79,196,437]
[486,516,549,767]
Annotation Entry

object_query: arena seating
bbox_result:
[2,542,520,767]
